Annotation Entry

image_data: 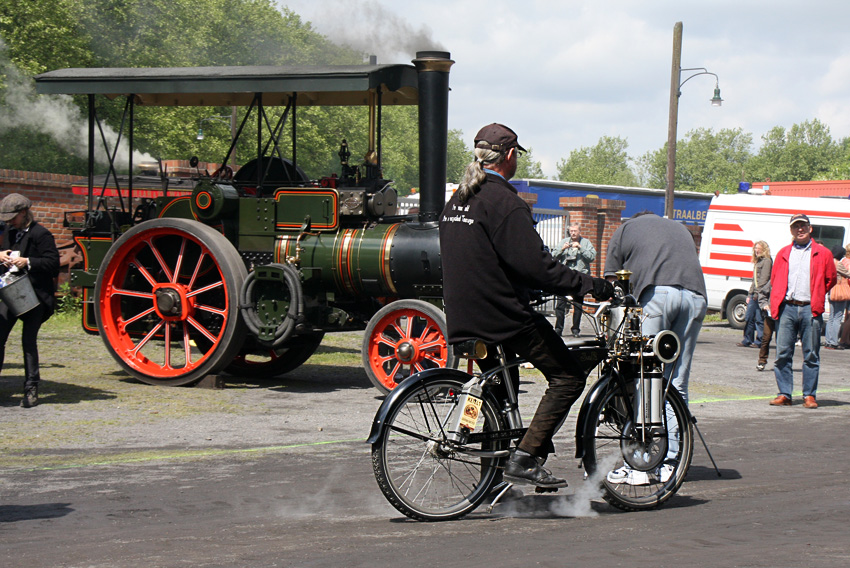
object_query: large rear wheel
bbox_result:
[362,299,454,393]
[94,218,247,386]
[371,376,506,521]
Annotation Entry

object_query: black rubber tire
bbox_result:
[94,218,247,386]
[582,384,694,512]
[371,376,506,522]
[362,299,456,393]
[224,332,325,378]
[726,292,748,330]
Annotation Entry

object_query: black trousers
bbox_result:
[554,295,584,334]
[478,317,588,459]
[0,302,45,388]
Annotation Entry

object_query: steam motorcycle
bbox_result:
[367,274,703,521]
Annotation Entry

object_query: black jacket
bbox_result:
[1,221,60,317]
[439,173,592,344]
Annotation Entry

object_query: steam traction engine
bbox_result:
[34,52,455,391]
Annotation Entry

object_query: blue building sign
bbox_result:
[511,180,713,225]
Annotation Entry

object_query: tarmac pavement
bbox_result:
[1,321,849,567]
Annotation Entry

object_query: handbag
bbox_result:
[831,275,850,302]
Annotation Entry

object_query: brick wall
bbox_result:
[0,169,88,245]
[558,196,626,277]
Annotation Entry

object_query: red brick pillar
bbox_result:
[557,196,625,277]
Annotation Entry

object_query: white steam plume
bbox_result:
[0,39,153,171]
[284,0,445,62]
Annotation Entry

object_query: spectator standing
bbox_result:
[823,244,850,349]
[737,242,769,348]
[552,224,596,337]
[755,241,775,371]
[603,211,706,485]
[0,193,61,408]
[768,213,836,409]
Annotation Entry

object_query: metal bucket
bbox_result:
[0,272,39,316]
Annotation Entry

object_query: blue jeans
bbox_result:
[639,286,707,404]
[639,286,707,463]
[742,295,764,345]
[774,303,822,398]
[824,299,847,347]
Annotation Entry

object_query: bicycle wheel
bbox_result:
[582,384,693,511]
[371,377,507,521]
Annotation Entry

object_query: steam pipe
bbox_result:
[413,51,454,224]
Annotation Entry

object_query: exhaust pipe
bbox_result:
[413,51,454,224]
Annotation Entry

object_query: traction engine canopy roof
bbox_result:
[34,64,420,107]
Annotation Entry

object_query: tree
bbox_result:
[638,127,753,193]
[747,119,840,182]
[556,136,637,186]
[516,148,545,179]
[445,129,472,184]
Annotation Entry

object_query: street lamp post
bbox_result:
[665,21,723,220]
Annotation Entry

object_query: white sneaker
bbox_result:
[658,463,675,483]
[606,466,650,486]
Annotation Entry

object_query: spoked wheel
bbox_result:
[583,385,693,511]
[362,299,455,393]
[225,332,325,378]
[94,218,247,386]
[371,376,507,522]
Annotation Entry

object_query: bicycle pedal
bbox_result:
[534,486,560,494]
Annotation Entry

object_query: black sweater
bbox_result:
[439,173,592,344]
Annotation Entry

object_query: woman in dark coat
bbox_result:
[0,193,60,407]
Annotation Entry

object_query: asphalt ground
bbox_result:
[1,318,849,567]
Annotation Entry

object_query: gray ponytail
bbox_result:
[456,147,504,203]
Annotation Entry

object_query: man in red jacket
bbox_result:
[768,213,836,409]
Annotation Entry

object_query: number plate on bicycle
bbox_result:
[459,395,483,431]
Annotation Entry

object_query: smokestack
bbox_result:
[412,51,454,224]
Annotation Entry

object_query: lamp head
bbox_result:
[711,86,723,107]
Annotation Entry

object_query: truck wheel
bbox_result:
[362,299,455,393]
[727,293,748,330]
[94,218,247,386]
[225,332,325,378]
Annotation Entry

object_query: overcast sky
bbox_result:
[280,0,850,179]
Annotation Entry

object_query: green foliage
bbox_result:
[446,129,472,184]
[641,127,753,193]
[747,119,840,182]
[56,281,83,315]
[516,147,545,179]
[556,136,637,186]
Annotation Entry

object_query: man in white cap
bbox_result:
[0,193,60,407]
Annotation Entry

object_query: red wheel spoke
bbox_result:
[385,361,402,380]
[121,306,158,327]
[182,321,194,368]
[146,237,174,282]
[130,257,160,288]
[111,288,154,300]
[376,332,400,349]
[374,353,398,366]
[186,316,218,344]
[187,251,208,289]
[171,237,187,284]
[185,279,224,298]
[163,323,173,370]
[130,321,165,357]
[194,303,227,318]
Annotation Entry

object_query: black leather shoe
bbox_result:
[504,453,567,488]
[20,386,38,408]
